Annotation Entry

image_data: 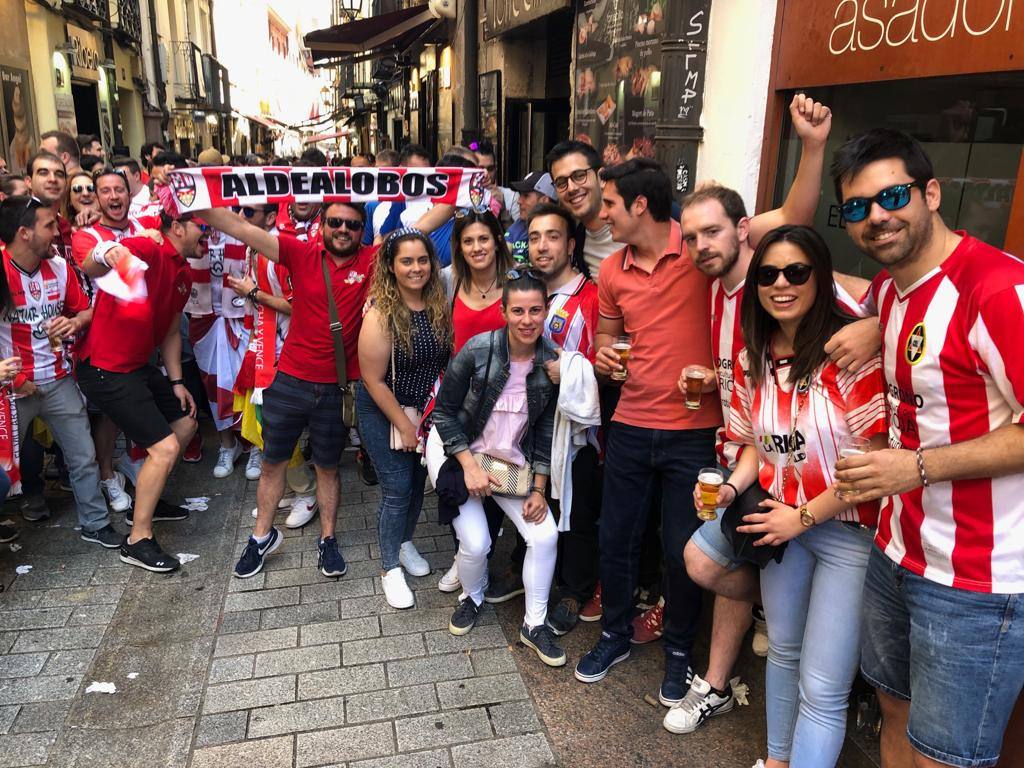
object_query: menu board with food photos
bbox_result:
[573,0,665,164]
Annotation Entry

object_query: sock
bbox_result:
[253,530,272,545]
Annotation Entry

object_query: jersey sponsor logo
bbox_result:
[28,281,41,301]
[905,322,926,365]
[44,279,60,301]
[759,430,806,461]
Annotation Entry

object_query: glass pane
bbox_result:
[772,72,1024,279]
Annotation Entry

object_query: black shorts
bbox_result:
[76,361,190,448]
[261,372,346,468]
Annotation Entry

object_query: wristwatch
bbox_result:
[798,504,816,528]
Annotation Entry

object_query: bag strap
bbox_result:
[320,255,347,389]
[471,330,495,427]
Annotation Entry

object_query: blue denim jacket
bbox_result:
[432,329,559,476]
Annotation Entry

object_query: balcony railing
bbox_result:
[113,0,143,46]
[65,0,109,22]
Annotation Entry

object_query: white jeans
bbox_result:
[426,427,557,627]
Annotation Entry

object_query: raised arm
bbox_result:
[749,93,832,248]
[413,203,456,235]
[200,207,280,262]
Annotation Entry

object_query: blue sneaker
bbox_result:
[658,649,694,706]
[234,527,282,578]
[318,536,347,577]
[574,631,631,683]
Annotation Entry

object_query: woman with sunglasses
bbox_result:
[425,269,565,667]
[697,225,887,768]
[357,229,451,608]
[67,171,99,223]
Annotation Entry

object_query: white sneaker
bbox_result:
[245,448,263,480]
[663,674,736,734]
[399,541,430,577]
[382,567,414,609]
[101,471,133,513]
[252,494,298,519]
[751,761,766,768]
[285,495,318,528]
[437,559,460,593]
[213,442,243,478]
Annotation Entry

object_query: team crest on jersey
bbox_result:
[344,271,366,285]
[28,281,41,301]
[169,171,197,208]
[905,322,926,365]
[548,308,569,335]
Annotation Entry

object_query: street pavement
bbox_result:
[0,436,881,767]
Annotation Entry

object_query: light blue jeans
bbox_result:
[760,519,873,766]
[15,376,109,532]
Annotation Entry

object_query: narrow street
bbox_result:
[0,433,881,767]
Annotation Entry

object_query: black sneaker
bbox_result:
[520,623,567,667]
[546,597,580,636]
[80,524,124,549]
[484,571,525,604]
[318,536,347,577]
[449,597,481,636]
[234,527,282,578]
[0,522,19,543]
[356,450,378,486]
[574,631,631,683]
[125,500,190,527]
[659,649,695,706]
[119,537,180,572]
[20,495,50,522]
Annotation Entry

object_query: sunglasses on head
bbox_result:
[839,181,926,223]
[72,184,95,194]
[552,167,593,191]
[324,216,363,231]
[505,267,542,281]
[755,263,813,287]
[455,205,490,219]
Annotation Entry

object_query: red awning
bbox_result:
[304,4,439,66]
[303,130,350,144]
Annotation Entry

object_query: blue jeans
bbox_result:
[355,383,426,571]
[760,520,873,765]
[15,377,109,532]
[861,546,1024,767]
[598,423,715,653]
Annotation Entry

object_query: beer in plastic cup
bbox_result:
[697,467,724,521]
[46,319,62,353]
[611,336,631,382]
[836,435,871,500]
[684,365,705,410]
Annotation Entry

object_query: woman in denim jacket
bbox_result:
[425,270,565,667]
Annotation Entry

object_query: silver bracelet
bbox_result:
[915,447,930,487]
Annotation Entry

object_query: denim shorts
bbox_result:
[861,547,1024,767]
[689,468,746,571]
[261,372,346,468]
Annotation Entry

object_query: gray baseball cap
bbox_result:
[511,171,557,200]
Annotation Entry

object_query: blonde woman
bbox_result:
[357,228,452,608]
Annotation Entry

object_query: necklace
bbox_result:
[470,275,497,298]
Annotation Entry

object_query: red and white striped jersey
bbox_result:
[728,348,887,526]
[709,277,866,470]
[545,273,599,362]
[72,217,152,266]
[0,248,90,383]
[865,233,1024,594]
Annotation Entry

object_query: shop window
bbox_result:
[772,72,1024,278]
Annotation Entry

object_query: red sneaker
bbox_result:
[630,596,664,644]
[183,433,203,464]
[579,583,602,622]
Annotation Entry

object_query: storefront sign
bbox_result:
[484,0,572,39]
[66,24,101,82]
[777,0,1020,88]
[573,0,666,162]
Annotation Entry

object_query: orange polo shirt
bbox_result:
[598,220,722,431]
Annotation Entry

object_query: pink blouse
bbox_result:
[470,360,532,465]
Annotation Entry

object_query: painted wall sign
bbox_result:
[776,0,1021,88]
[484,0,572,39]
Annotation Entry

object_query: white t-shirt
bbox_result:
[582,223,623,281]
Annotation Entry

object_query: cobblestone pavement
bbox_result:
[0,439,880,767]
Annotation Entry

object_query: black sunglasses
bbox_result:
[755,263,813,287]
[324,216,363,231]
[455,205,490,219]
[72,184,95,194]
[505,268,542,281]
[839,181,926,223]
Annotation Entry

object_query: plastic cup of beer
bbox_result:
[611,335,631,381]
[684,365,705,410]
[836,435,871,500]
[697,467,724,521]
[46,319,63,353]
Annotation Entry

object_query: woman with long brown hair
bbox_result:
[357,228,452,608]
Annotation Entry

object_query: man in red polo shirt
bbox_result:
[76,209,203,572]
[574,159,720,707]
